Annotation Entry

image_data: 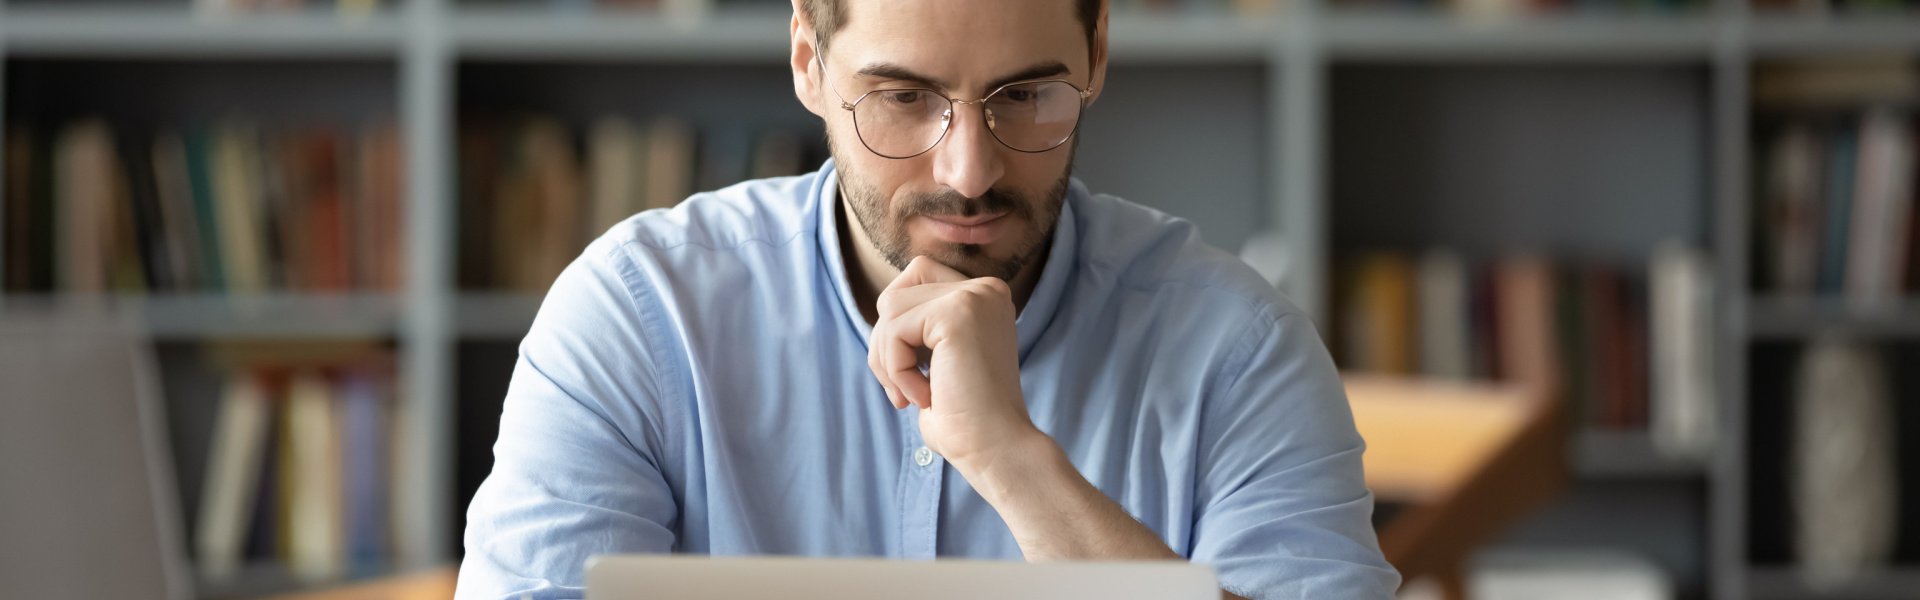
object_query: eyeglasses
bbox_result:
[819,55,1095,160]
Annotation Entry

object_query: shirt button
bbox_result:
[913,446,935,467]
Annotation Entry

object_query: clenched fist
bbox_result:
[867,255,1042,471]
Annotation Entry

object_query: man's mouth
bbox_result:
[919,212,1012,245]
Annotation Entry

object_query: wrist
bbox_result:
[954,429,1070,505]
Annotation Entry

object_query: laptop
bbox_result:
[0,310,191,600]
[586,555,1219,599]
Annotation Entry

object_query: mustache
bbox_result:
[896,187,1027,221]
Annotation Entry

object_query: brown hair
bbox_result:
[802,0,1102,56]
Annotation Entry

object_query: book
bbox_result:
[352,125,404,292]
[54,120,111,294]
[1844,108,1915,305]
[242,371,286,562]
[338,369,391,575]
[303,130,354,292]
[1762,120,1826,295]
[284,370,345,583]
[184,128,228,292]
[495,118,583,293]
[195,373,273,582]
[457,114,821,291]
[119,130,171,292]
[1340,253,1417,374]
[1817,118,1858,295]
[1417,249,1472,379]
[153,133,207,292]
[589,116,647,237]
[212,123,270,294]
[1582,267,1628,428]
[1493,256,1559,394]
[643,118,697,212]
[367,125,405,292]
[1649,242,1714,460]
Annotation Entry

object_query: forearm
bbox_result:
[956,433,1251,600]
[959,433,1176,561]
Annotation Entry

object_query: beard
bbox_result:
[832,135,1072,282]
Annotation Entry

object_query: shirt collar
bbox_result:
[812,159,1079,363]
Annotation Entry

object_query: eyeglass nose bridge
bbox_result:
[940,99,996,132]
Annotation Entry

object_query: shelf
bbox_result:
[8,8,1910,63]
[455,292,543,340]
[1747,296,1920,340]
[1750,15,1920,56]
[0,6,405,58]
[1747,567,1920,600]
[1321,12,1720,62]
[1105,13,1283,62]
[0,293,403,339]
[451,9,1279,63]
[1573,429,1706,480]
[450,8,787,62]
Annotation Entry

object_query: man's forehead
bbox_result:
[830,0,1086,72]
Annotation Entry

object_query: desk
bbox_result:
[262,568,456,600]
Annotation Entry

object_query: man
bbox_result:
[456,0,1400,598]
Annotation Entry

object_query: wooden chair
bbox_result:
[1345,373,1570,600]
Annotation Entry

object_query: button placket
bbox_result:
[897,407,943,558]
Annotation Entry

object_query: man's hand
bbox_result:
[865,257,1254,599]
[866,255,1041,470]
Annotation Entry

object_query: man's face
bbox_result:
[809,0,1099,281]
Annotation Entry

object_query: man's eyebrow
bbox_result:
[854,60,1074,94]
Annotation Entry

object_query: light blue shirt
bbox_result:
[456,160,1400,599]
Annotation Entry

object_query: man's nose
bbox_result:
[931,102,1006,200]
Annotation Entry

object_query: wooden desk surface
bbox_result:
[263,567,456,600]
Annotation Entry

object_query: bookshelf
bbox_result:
[1,7,404,57]
[3,1,1917,599]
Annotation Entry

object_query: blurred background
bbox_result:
[0,0,1916,599]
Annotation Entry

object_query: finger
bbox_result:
[885,338,931,409]
[866,322,908,409]
[888,255,968,292]
[876,281,966,321]
[871,299,935,409]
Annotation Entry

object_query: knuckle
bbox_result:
[978,277,1010,295]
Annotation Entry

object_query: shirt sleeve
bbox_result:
[455,241,683,600]
[1188,309,1402,599]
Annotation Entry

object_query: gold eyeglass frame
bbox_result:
[818,52,1096,160]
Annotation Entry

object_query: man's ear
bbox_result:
[1085,1,1109,107]
[790,0,825,118]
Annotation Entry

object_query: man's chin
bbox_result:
[910,243,1021,280]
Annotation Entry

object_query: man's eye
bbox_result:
[1002,89,1036,103]
[883,90,926,105]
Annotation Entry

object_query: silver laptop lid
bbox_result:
[586,556,1218,600]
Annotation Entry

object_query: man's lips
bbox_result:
[927,212,1008,227]
[919,212,1011,245]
